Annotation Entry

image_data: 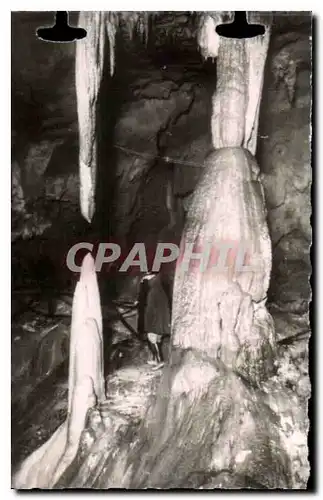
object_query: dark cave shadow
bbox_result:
[93,30,132,240]
[92,30,136,302]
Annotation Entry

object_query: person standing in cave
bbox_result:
[138,271,171,367]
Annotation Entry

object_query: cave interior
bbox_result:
[11,11,312,489]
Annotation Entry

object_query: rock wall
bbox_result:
[12,12,79,240]
[255,27,311,486]
[258,28,312,335]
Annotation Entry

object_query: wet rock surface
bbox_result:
[257,29,312,488]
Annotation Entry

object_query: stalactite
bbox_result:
[76,12,107,223]
[197,14,221,59]
[141,12,151,45]
[76,11,151,223]
[106,12,118,77]
[120,12,145,42]
[197,12,234,59]
[211,38,248,148]
[197,12,272,153]
[244,13,272,154]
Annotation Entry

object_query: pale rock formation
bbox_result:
[12,254,105,488]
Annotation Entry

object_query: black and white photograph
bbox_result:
[11,10,312,489]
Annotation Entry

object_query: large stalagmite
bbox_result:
[173,12,274,379]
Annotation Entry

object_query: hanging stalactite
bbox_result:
[106,12,118,78]
[76,11,108,223]
[197,12,233,60]
[244,12,272,154]
[76,11,151,223]
[197,12,272,152]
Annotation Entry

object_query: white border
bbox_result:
[5,1,321,11]
[3,3,320,497]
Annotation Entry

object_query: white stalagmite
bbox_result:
[67,252,104,415]
[12,253,105,489]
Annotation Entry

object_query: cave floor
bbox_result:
[11,291,164,468]
[11,293,310,471]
